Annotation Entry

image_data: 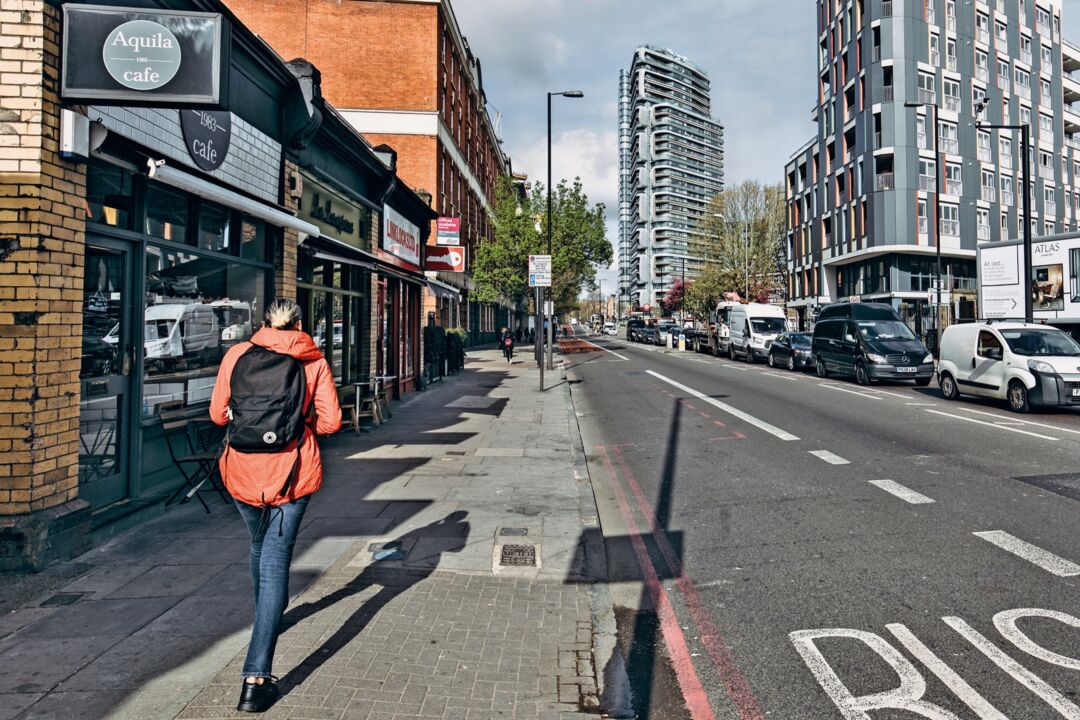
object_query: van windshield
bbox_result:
[1000,329,1080,357]
[145,320,173,341]
[750,318,786,335]
[857,320,916,341]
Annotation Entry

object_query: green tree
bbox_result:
[693,180,788,306]
[473,176,612,317]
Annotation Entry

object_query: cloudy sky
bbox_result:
[453,0,1080,293]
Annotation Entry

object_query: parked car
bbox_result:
[640,326,659,345]
[657,323,677,346]
[728,303,788,362]
[812,302,933,385]
[626,318,646,342]
[937,321,1080,412]
[768,332,813,371]
[602,322,617,336]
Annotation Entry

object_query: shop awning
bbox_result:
[426,277,461,303]
[378,265,426,287]
[147,160,321,237]
[303,234,378,269]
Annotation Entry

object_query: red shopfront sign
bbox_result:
[424,245,465,273]
[436,217,460,246]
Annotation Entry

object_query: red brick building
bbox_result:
[227,0,515,342]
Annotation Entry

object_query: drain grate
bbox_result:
[499,527,528,537]
[446,450,469,456]
[40,592,86,607]
[500,544,537,567]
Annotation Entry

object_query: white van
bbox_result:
[937,321,1080,412]
[211,300,253,348]
[144,304,220,363]
[728,303,789,363]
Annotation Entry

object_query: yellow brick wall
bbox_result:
[276,160,300,301]
[0,1,85,517]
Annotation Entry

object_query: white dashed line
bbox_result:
[867,389,912,399]
[818,383,883,400]
[869,479,935,505]
[809,450,849,465]
[957,407,1080,436]
[925,409,1061,441]
[973,531,1080,577]
[646,370,800,441]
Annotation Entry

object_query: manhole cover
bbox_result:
[40,592,86,607]
[500,527,528,537]
[500,544,537,567]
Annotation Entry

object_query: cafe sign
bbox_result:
[180,110,231,171]
[62,5,227,107]
[383,205,421,267]
[298,175,366,247]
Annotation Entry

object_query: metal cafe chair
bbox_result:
[344,377,381,433]
[158,400,228,513]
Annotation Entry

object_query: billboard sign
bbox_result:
[383,204,421,266]
[436,217,461,246]
[425,245,465,273]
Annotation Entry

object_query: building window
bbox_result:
[86,161,134,229]
[941,203,960,236]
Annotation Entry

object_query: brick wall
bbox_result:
[276,160,300,301]
[0,0,91,569]
[225,0,439,112]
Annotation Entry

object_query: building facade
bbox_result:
[226,0,515,345]
[618,46,725,312]
[786,0,1080,337]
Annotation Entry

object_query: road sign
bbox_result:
[528,254,552,288]
[926,288,952,307]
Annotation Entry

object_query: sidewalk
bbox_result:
[0,350,606,720]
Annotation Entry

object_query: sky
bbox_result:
[453,0,1080,295]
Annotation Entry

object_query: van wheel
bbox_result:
[855,361,871,386]
[745,347,755,364]
[939,372,959,400]
[816,356,829,378]
[729,345,736,361]
[1008,380,1031,413]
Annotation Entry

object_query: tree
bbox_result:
[473,176,612,317]
[693,180,788,307]
[662,278,689,317]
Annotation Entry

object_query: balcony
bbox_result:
[875,172,895,190]
[944,96,961,112]
[978,223,991,240]
[931,51,940,66]
[942,219,960,236]
[1064,74,1080,105]
[917,131,930,150]
[1040,165,1055,180]
[976,67,989,83]
[977,29,990,45]
[1020,50,1033,65]
[981,185,997,202]
[947,57,958,73]
[1065,40,1080,74]
[977,146,992,162]
[918,217,929,234]
[946,180,963,196]
[919,175,936,192]
[947,16,957,32]
[941,137,959,154]
[1047,200,1058,215]
[1002,190,1015,206]
[996,0,1006,12]
[1000,152,1013,169]
[1037,21,1052,37]
[1066,105,1080,136]
[1016,84,1031,100]
[918,88,936,104]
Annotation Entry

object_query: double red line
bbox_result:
[597,444,764,720]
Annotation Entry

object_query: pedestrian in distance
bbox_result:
[210,299,342,713]
[500,326,514,363]
[515,327,522,344]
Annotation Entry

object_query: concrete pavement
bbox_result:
[0,348,606,720]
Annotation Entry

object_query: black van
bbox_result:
[626,318,646,341]
[811,302,934,386]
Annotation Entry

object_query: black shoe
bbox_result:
[237,679,280,713]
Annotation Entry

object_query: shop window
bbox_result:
[197,201,230,253]
[142,244,267,417]
[145,182,189,243]
[240,215,267,262]
[86,160,134,229]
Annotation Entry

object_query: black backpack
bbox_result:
[227,345,308,454]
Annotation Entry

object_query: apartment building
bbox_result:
[618,46,725,311]
[227,0,513,343]
[785,0,1080,336]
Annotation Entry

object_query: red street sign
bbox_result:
[436,217,461,246]
[425,245,465,272]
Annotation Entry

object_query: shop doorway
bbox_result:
[79,239,137,510]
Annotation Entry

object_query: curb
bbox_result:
[560,361,635,718]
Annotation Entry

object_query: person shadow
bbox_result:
[275,510,470,695]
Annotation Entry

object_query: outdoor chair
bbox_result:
[159,400,228,513]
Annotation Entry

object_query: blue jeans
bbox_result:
[234,495,310,678]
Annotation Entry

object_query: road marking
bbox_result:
[646,370,800,441]
[886,623,1007,720]
[945,616,1080,719]
[595,447,718,720]
[818,383,883,400]
[957,407,1080,436]
[611,447,765,720]
[809,450,849,465]
[863,388,911,399]
[925,409,1061,441]
[762,371,798,381]
[907,402,938,407]
[973,531,1080,576]
[995,608,1080,672]
[869,479,935,505]
[574,338,629,361]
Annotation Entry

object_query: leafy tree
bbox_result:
[693,180,787,307]
[662,278,689,316]
[472,176,612,317]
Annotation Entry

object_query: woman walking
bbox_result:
[210,299,342,713]
[500,326,514,363]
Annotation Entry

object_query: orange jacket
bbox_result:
[210,328,342,507]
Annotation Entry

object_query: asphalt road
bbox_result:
[566,328,1080,720]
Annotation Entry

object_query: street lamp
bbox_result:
[974,97,1034,324]
[540,89,584,383]
[904,99,943,352]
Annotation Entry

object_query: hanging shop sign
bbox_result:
[383,205,421,266]
[61,5,228,107]
[425,245,465,273]
[436,217,461,246]
[299,175,366,247]
[180,110,231,171]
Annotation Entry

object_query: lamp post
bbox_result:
[975,98,1033,323]
[904,100,943,352]
[542,90,584,376]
